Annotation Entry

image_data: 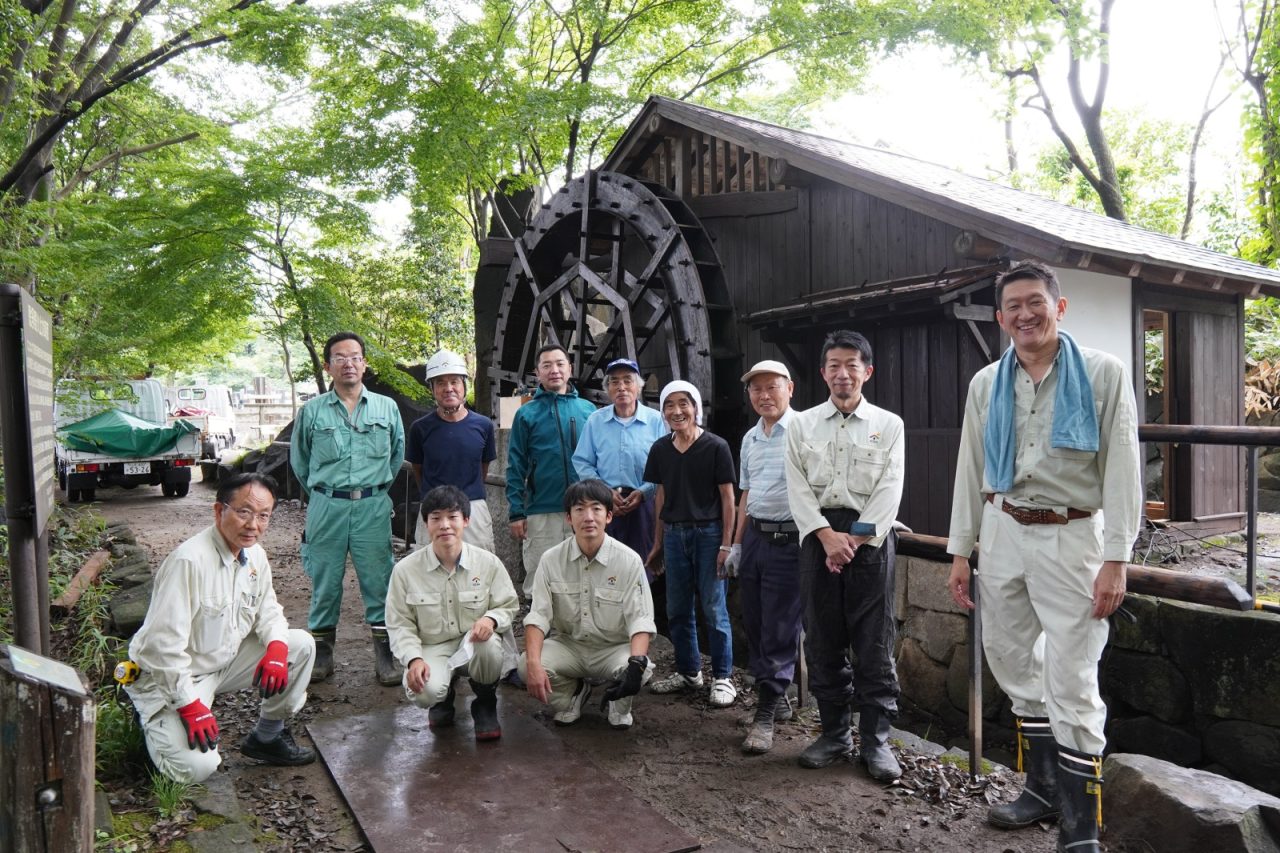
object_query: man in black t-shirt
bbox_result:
[643,380,738,708]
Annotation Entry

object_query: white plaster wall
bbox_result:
[1048,266,1135,376]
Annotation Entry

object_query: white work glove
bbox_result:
[724,544,742,578]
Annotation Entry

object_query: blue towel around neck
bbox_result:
[983,330,1098,494]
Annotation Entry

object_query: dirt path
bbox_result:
[96,476,1055,853]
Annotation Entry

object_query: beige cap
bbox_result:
[740,359,791,384]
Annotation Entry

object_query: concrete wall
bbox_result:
[1051,266,1135,376]
[894,554,1280,796]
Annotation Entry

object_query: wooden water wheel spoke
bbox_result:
[490,170,742,434]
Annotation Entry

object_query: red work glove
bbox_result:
[176,699,219,752]
[253,640,290,698]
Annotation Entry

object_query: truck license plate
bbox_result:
[124,462,150,476]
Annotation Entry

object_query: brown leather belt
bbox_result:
[986,493,1091,525]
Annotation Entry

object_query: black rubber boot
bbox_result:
[742,682,782,754]
[989,716,1061,829]
[859,707,903,781]
[469,679,502,741]
[428,680,457,728]
[309,627,336,683]
[370,624,401,686]
[1056,745,1104,853]
[798,701,853,768]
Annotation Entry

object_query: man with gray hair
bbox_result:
[727,360,802,754]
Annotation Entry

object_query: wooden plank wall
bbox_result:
[1183,310,1245,520]
[694,175,993,535]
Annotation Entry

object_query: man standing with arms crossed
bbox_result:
[727,360,803,754]
[506,343,596,597]
[785,330,905,781]
[572,358,665,565]
[407,349,498,552]
[291,331,406,686]
[946,261,1140,853]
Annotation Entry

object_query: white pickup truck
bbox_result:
[170,384,237,460]
[55,379,201,502]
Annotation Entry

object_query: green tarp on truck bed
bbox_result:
[59,409,199,457]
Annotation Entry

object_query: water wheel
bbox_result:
[488,170,742,431]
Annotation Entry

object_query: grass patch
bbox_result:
[149,771,200,817]
[95,690,148,780]
[939,752,996,774]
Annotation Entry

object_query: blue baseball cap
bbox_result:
[605,358,641,374]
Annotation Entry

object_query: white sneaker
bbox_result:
[649,671,704,694]
[554,680,592,726]
[607,699,634,730]
[709,677,737,708]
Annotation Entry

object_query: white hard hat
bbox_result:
[426,349,468,382]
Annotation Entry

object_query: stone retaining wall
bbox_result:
[893,555,1280,796]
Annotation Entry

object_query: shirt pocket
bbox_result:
[406,591,448,636]
[1046,445,1097,462]
[311,425,343,466]
[193,601,230,654]
[847,447,889,495]
[799,441,833,486]
[457,589,488,618]
[549,581,581,627]
[592,587,627,636]
[358,416,393,464]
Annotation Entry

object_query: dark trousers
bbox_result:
[798,508,900,714]
[739,523,802,693]
[606,498,656,578]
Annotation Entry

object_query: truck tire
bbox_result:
[68,488,81,503]
[174,481,190,498]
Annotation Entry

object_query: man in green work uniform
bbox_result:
[291,331,406,685]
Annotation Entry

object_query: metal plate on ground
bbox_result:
[309,704,701,853]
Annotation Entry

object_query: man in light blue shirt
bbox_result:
[572,358,666,569]
[726,360,802,755]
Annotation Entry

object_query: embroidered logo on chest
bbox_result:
[471,576,482,587]
[607,576,617,586]
[869,432,881,443]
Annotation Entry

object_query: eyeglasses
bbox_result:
[231,507,273,525]
[330,355,365,366]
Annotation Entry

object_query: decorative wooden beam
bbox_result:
[1076,251,1093,268]
[1128,262,1142,277]
[1210,276,1224,290]
[709,135,719,194]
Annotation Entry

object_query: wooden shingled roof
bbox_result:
[605,96,1280,299]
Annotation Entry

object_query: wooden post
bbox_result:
[0,646,95,853]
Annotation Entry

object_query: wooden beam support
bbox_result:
[673,134,690,199]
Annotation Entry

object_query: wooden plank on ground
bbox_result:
[309,704,701,853]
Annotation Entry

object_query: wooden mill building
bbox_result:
[475,96,1280,538]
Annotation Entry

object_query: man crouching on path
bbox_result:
[520,479,657,729]
[385,485,518,740]
[125,473,316,783]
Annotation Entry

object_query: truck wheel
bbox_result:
[68,488,81,503]
[173,481,190,498]
[162,482,175,497]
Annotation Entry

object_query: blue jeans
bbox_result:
[663,522,733,677]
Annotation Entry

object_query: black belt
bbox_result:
[668,520,718,529]
[750,517,799,543]
[314,485,383,500]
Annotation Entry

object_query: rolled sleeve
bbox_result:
[482,562,520,634]
[522,563,554,636]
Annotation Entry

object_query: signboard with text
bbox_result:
[0,284,55,534]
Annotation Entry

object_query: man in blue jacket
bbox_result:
[506,344,597,597]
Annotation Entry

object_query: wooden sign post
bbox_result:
[0,645,95,853]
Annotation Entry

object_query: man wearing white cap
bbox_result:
[571,358,666,567]
[407,349,498,552]
[643,380,738,708]
[728,360,802,753]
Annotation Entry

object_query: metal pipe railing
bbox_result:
[1138,423,1280,609]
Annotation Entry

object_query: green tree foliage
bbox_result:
[1025,110,1193,236]
[304,0,932,246]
